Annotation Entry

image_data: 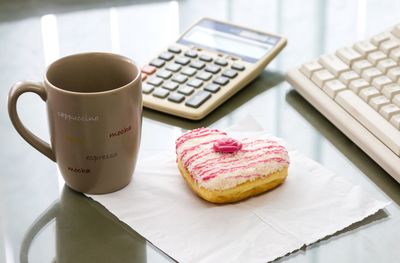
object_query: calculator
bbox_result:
[141,18,287,120]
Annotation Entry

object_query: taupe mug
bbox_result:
[8,52,142,194]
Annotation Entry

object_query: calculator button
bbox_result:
[156,70,172,79]
[163,81,179,91]
[185,90,212,108]
[168,93,185,103]
[205,64,221,74]
[150,59,165,68]
[159,52,174,61]
[190,61,206,70]
[181,67,197,76]
[231,63,245,71]
[178,86,195,95]
[141,73,147,81]
[142,83,154,94]
[196,72,212,81]
[152,88,169,98]
[215,58,228,66]
[213,76,230,86]
[175,56,191,65]
[168,46,181,54]
[147,77,164,86]
[204,83,220,93]
[187,79,203,88]
[166,63,182,72]
[172,74,188,84]
[184,50,198,58]
[199,54,213,62]
[222,69,238,79]
[141,65,156,75]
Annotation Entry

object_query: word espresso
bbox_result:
[86,152,118,162]
[57,111,99,122]
[109,125,132,138]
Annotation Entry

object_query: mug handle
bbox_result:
[8,81,56,161]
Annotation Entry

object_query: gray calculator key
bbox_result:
[142,83,154,94]
[159,52,174,61]
[187,79,203,88]
[172,74,188,84]
[231,63,245,71]
[196,72,212,81]
[178,86,195,95]
[214,58,228,66]
[213,76,229,86]
[163,81,179,91]
[185,90,212,108]
[150,59,165,68]
[181,67,197,76]
[168,46,181,54]
[190,61,206,70]
[184,50,198,58]
[205,64,221,74]
[166,63,181,72]
[168,92,185,103]
[156,70,172,79]
[152,88,169,98]
[222,69,238,78]
[147,77,163,86]
[199,54,213,62]
[204,83,220,93]
[175,56,190,65]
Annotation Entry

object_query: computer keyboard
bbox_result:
[286,24,400,183]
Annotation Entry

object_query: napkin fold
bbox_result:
[87,116,389,262]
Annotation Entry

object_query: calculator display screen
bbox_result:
[178,19,281,63]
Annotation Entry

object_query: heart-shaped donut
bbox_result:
[176,128,289,203]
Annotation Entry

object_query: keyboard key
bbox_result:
[141,65,156,75]
[187,79,203,88]
[311,69,335,87]
[231,63,245,71]
[199,54,213,62]
[319,54,349,76]
[391,24,400,38]
[387,67,400,82]
[382,83,400,99]
[163,81,179,91]
[323,79,346,98]
[367,51,386,65]
[352,60,373,74]
[159,52,174,61]
[361,68,382,82]
[205,64,221,74]
[156,70,172,79]
[390,114,400,129]
[142,83,154,94]
[168,92,185,103]
[336,47,362,65]
[359,87,380,101]
[380,104,400,119]
[354,41,377,56]
[190,60,205,70]
[196,72,212,81]
[204,83,220,93]
[300,61,323,78]
[335,90,400,155]
[390,47,400,62]
[172,74,188,84]
[371,32,391,46]
[377,58,397,73]
[372,76,392,90]
[349,78,369,93]
[152,88,169,98]
[141,73,147,81]
[181,67,197,76]
[394,95,400,107]
[213,76,230,86]
[185,90,212,108]
[369,95,390,110]
[178,86,194,96]
[222,69,238,78]
[175,56,190,65]
[380,39,399,54]
[149,59,165,68]
[339,70,360,85]
[166,63,182,72]
[184,50,198,58]
[168,46,181,54]
[215,58,228,66]
[147,77,163,86]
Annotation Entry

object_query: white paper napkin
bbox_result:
[87,119,389,262]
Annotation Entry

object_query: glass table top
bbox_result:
[1,0,400,262]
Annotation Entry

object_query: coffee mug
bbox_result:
[8,52,142,194]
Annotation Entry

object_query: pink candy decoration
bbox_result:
[213,138,242,153]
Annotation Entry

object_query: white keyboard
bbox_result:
[286,24,400,183]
